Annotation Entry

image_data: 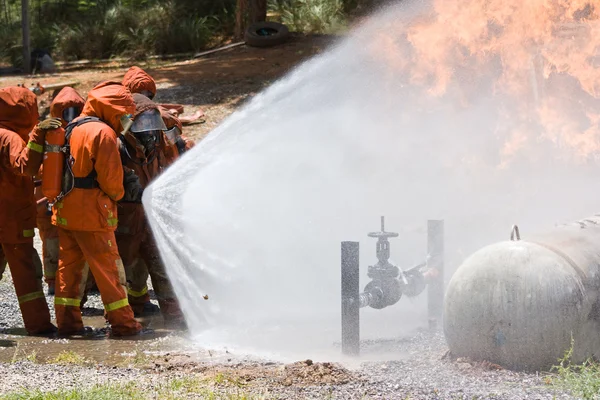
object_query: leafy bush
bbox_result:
[0,0,233,66]
[269,0,346,34]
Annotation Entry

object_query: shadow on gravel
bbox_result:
[0,339,16,347]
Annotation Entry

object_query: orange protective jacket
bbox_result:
[53,82,135,232]
[117,98,175,235]
[36,87,86,219]
[0,87,46,243]
[122,66,156,98]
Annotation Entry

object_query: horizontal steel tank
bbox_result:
[444,216,600,370]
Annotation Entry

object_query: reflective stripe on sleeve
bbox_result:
[27,141,44,153]
[104,298,129,312]
[22,229,35,238]
[18,291,45,304]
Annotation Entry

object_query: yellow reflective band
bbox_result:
[104,298,129,312]
[107,218,118,227]
[55,297,81,307]
[22,229,35,238]
[127,287,148,298]
[18,291,44,304]
[57,217,67,226]
[27,141,44,153]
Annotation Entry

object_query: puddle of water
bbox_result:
[0,315,209,365]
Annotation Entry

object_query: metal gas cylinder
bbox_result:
[444,216,600,370]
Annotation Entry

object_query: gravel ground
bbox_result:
[0,241,575,400]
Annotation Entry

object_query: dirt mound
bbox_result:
[280,360,354,386]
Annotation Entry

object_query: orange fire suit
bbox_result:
[116,135,183,321]
[52,81,141,336]
[0,245,5,279]
[116,97,182,322]
[36,87,86,289]
[0,87,55,335]
[122,66,157,98]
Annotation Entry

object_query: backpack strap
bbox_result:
[64,116,103,189]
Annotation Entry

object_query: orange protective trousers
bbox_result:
[37,216,59,285]
[0,245,5,279]
[116,230,182,320]
[55,228,140,336]
[1,242,54,334]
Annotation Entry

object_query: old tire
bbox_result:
[245,22,290,48]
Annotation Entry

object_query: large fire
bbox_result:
[372,0,600,161]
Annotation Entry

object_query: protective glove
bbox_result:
[37,117,62,131]
[122,169,143,203]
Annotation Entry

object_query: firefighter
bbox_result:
[51,81,142,336]
[115,93,185,325]
[0,87,58,335]
[122,66,196,153]
[36,87,85,295]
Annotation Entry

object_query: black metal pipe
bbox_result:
[341,241,360,356]
[427,220,444,330]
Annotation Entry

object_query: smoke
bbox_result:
[145,0,600,359]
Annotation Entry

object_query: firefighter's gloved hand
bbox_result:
[122,169,143,203]
[37,118,62,131]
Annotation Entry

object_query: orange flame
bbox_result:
[370,0,600,161]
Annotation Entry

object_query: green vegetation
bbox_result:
[0,0,364,67]
[549,338,600,399]
[10,349,37,364]
[0,378,265,400]
[51,350,88,365]
[269,0,346,34]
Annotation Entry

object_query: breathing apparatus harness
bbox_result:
[53,117,103,205]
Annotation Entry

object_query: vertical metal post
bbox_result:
[341,241,360,356]
[21,0,30,74]
[427,220,444,330]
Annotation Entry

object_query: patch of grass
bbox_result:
[0,375,264,400]
[10,348,37,364]
[550,337,600,399]
[51,350,87,365]
[0,381,143,400]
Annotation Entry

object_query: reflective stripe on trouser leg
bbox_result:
[76,231,140,336]
[2,242,54,334]
[55,228,87,335]
[127,258,150,305]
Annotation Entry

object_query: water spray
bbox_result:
[341,217,444,355]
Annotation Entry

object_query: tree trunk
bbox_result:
[21,0,31,74]
[235,0,267,39]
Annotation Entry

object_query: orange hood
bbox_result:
[50,87,85,125]
[81,81,135,133]
[122,66,156,98]
[0,87,39,141]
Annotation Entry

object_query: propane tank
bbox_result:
[444,216,600,371]
[42,127,65,202]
